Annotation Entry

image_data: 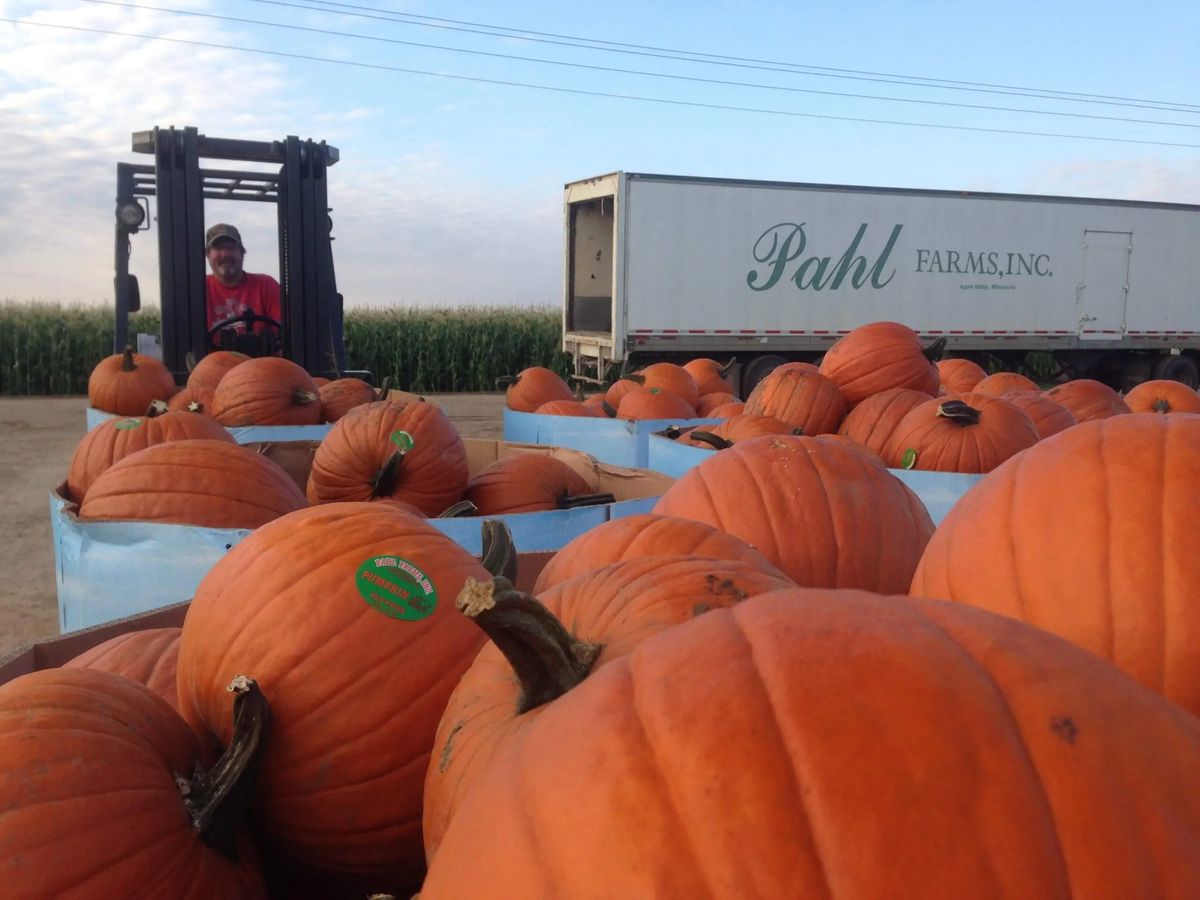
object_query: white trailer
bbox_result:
[563,172,1200,392]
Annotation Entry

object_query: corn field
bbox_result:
[0,302,570,395]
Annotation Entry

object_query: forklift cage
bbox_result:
[114,125,357,381]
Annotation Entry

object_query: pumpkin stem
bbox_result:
[376,375,393,398]
[292,390,318,407]
[370,449,404,499]
[495,375,517,388]
[480,519,518,582]
[663,424,685,441]
[456,576,600,713]
[622,373,646,386]
[936,399,982,426]
[184,350,198,373]
[601,400,617,418]
[186,400,205,413]
[183,675,271,861]
[439,500,478,518]
[145,399,169,418]
[121,345,137,372]
[558,492,617,509]
[718,357,737,378]
[1153,398,1171,414]
[688,430,732,451]
[922,337,948,362]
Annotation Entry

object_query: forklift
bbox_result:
[113,125,369,383]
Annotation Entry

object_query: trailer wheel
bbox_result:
[1152,354,1199,389]
[739,355,788,398]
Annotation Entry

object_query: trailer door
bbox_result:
[1078,230,1131,340]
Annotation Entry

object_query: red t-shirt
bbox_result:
[206,273,282,331]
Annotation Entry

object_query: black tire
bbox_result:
[738,354,789,398]
[1152,354,1200,389]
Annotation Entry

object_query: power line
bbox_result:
[274,0,1200,114]
[6,16,1200,150]
[73,0,1200,132]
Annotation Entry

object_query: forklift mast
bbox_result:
[114,125,355,381]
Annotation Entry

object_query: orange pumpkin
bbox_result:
[176,502,491,878]
[187,350,250,396]
[87,346,178,416]
[212,357,321,426]
[743,366,846,435]
[1123,378,1200,415]
[910,413,1200,718]
[533,399,606,417]
[532,512,790,594]
[836,387,933,458]
[500,367,573,412]
[616,387,696,420]
[935,357,987,393]
[464,454,610,514]
[1044,379,1131,421]
[681,413,797,449]
[695,391,738,417]
[166,384,212,414]
[306,400,468,516]
[882,393,1039,473]
[78,439,307,528]
[64,627,182,712]
[706,400,745,418]
[972,371,1039,395]
[653,434,934,593]
[1001,390,1077,439]
[318,377,377,423]
[627,362,700,410]
[817,321,940,407]
[421,589,1200,898]
[682,357,735,396]
[66,410,234,503]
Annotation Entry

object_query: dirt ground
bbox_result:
[0,394,507,660]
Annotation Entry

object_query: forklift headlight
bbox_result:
[116,201,145,228]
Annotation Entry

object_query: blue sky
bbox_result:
[1,0,1197,309]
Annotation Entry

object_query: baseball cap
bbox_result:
[205,223,243,249]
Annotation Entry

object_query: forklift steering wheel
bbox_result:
[207,310,284,356]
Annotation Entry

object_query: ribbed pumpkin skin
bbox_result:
[66,411,234,503]
[87,350,178,416]
[1001,390,1077,439]
[817,321,939,407]
[0,668,266,899]
[744,367,846,435]
[176,502,489,875]
[318,378,377,422]
[532,512,791,594]
[682,358,734,396]
[837,387,933,457]
[421,590,1200,899]
[64,627,182,712]
[1045,379,1131,421]
[1123,378,1200,414]
[78,439,307,528]
[973,371,1039,396]
[634,363,700,410]
[681,413,794,447]
[424,556,799,860]
[936,357,987,393]
[504,367,573,412]
[534,399,605,417]
[604,377,640,409]
[464,454,594,514]
[187,350,250,396]
[305,400,468,515]
[911,413,1200,717]
[653,434,934,593]
[695,391,737,417]
[212,357,321,426]
[617,387,697,420]
[707,400,745,418]
[882,393,1040,473]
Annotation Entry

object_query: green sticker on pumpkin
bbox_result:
[901,448,918,470]
[355,556,437,621]
[113,418,143,430]
[390,430,415,452]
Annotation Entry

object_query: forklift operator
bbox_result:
[204,223,282,334]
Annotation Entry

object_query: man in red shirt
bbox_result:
[204,223,282,336]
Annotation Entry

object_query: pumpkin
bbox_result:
[66,410,234,503]
[176,501,493,877]
[682,357,736,396]
[167,384,212,414]
[318,377,377,423]
[972,371,1039,395]
[936,357,987,393]
[1001,390,1077,439]
[464,454,612,515]
[499,367,573,412]
[87,345,178,416]
[910,413,1200,718]
[603,376,640,410]
[531,512,790,594]
[212,357,321,426]
[424,556,798,859]
[836,387,933,458]
[681,413,797,449]
[626,362,700,410]
[421,589,1200,898]
[653,434,934,593]
[695,391,738,417]
[743,366,846,435]
[706,400,745,418]
[305,399,469,516]
[78,439,307,528]
[817,321,941,406]
[0,668,270,898]
[1044,379,1131,421]
[1123,378,1200,415]
[187,350,250,396]
[616,386,697,420]
[63,627,182,711]
[581,393,615,416]
[882,393,1040,473]
[533,399,606,417]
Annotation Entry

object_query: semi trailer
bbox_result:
[563,172,1200,394]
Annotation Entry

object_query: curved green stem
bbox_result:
[480,519,518,582]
